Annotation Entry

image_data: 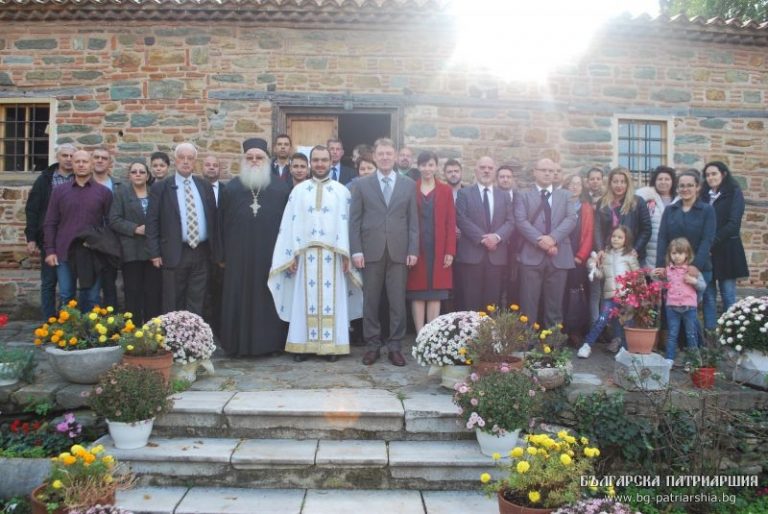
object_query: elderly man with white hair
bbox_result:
[146,142,217,315]
[217,137,291,357]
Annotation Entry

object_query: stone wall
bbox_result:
[0,22,766,314]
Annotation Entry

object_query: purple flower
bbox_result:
[469,373,479,382]
[470,398,479,406]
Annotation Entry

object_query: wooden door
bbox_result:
[287,116,338,150]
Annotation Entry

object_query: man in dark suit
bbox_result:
[514,158,578,327]
[270,133,292,180]
[350,137,419,366]
[455,156,515,311]
[327,138,356,185]
[146,142,217,316]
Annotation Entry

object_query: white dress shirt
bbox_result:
[477,183,494,224]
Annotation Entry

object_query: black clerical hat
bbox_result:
[243,138,269,155]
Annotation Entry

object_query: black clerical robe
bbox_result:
[218,176,291,356]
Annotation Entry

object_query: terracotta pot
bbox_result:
[497,491,555,514]
[122,350,173,383]
[472,356,523,376]
[624,327,658,354]
[30,483,116,514]
[691,367,716,389]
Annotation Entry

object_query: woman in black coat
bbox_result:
[700,161,749,330]
[108,160,162,323]
[594,167,652,262]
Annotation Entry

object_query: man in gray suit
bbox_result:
[350,138,419,366]
[455,156,515,311]
[514,158,578,327]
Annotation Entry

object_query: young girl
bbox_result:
[577,226,639,358]
[657,238,706,364]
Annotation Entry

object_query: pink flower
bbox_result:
[470,398,479,406]
[469,373,479,382]
[458,385,468,394]
[499,364,510,373]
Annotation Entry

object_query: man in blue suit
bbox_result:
[455,156,515,311]
[514,158,578,327]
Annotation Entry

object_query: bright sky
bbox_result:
[450,0,661,81]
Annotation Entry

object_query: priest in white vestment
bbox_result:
[268,145,363,362]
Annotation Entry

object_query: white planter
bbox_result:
[733,350,768,389]
[0,362,19,387]
[0,457,51,497]
[107,418,155,449]
[440,365,471,390]
[45,345,123,384]
[475,428,521,457]
[171,358,215,383]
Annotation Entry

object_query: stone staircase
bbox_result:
[105,389,500,513]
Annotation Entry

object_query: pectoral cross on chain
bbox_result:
[251,198,261,215]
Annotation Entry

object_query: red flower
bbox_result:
[0,313,7,327]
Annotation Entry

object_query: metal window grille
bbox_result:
[617,119,667,187]
[1,103,50,172]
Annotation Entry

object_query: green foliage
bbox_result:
[23,398,52,417]
[171,378,192,393]
[660,0,768,22]
[0,344,36,383]
[0,496,32,514]
[570,390,654,468]
[87,364,173,422]
[0,413,84,458]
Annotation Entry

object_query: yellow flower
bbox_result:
[557,430,569,440]
[557,323,564,329]
[67,300,77,308]
[58,340,66,348]
[527,447,537,456]
[491,452,501,461]
[124,312,133,319]
[91,445,105,454]
[543,345,551,354]
[486,304,496,313]
[51,334,60,343]
[99,335,107,343]
[126,345,135,351]
[52,480,63,489]
[153,318,162,326]
[155,334,164,342]
[107,317,115,325]
[480,472,491,483]
[510,447,524,458]
[510,304,520,311]
[580,436,589,445]
[607,486,616,497]
[528,491,541,503]
[102,455,114,465]
[560,453,572,466]
[34,338,42,346]
[88,312,98,321]
[59,310,70,321]
[62,455,76,465]
[520,315,528,324]
[107,306,114,313]
[135,331,144,338]
[539,333,547,340]
[516,461,530,474]
[83,452,96,464]
[104,474,114,484]
[478,311,487,318]
[48,317,57,324]
[458,347,467,355]
[99,308,107,316]
[69,337,78,346]
[465,359,472,365]
[71,444,86,456]
[533,322,540,331]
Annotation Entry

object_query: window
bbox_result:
[1,102,51,172]
[616,118,670,174]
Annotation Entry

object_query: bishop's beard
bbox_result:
[240,160,271,190]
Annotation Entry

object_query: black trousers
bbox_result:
[458,256,504,312]
[122,260,162,324]
[161,242,209,316]
[100,264,118,310]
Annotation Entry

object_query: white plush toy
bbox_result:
[587,251,599,282]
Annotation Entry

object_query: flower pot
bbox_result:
[475,428,521,457]
[440,365,471,390]
[107,417,155,449]
[732,350,768,389]
[529,364,570,390]
[624,327,658,354]
[691,367,716,389]
[171,358,215,383]
[497,491,555,514]
[0,362,20,387]
[122,350,173,383]
[45,345,123,384]
[30,483,116,514]
[472,356,523,377]
[0,458,51,497]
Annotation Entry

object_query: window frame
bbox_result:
[612,114,674,177]
[0,98,57,179]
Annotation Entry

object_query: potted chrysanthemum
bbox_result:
[412,311,483,389]
[159,311,216,383]
[718,295,768,388]
[480,431,605,513]
[118,317,172,383]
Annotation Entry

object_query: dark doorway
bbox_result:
[338,113,391,164]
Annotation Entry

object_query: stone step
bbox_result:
[117,486,498,514]
[155,389,468,440]
[100,436,499,491]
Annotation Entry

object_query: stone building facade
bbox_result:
[0,0,766,314]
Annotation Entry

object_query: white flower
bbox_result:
[727,337,734,343]
[735,344,743,352]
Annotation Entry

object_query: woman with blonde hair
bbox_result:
[594,167,651,263]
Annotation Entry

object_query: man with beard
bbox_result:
[218,138,291,357]
[269,146,363,362]
[395,146,419,180]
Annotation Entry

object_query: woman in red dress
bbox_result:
[407,151,457,333]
